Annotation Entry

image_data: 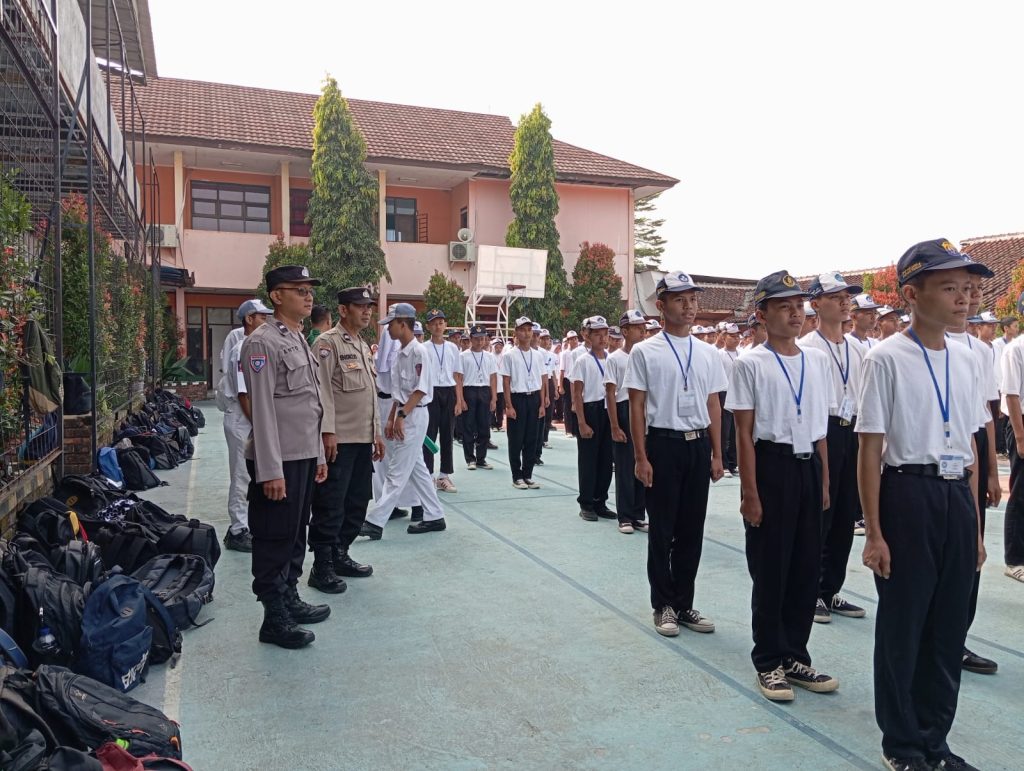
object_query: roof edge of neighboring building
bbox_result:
[961,231,1024,244]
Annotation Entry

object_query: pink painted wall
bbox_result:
[385,185,454,245]
[181,229,278,292]
[383,241,471,298]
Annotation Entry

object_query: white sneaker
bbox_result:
[618,521,634,534]
[512,479,528,490]
[654,606,679,636]
[1005,565,1024,583]
[436,477,458,493]
[466,461,477,470]
[525,479,541,489]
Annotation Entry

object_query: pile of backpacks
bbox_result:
[100,389,206,492]
[0,470,218,769]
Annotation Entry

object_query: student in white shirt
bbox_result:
[460,324,498,470]
[1000,332,1024,583]
[501,317,548,489]
[799,272,868,625]
[491,338,507,431]
[423,309,464,493]
[991,315,1015,455]
[847,293,881,350]
[876,306,900,341]
[717,323,742,476]
[534,329,559,466]
[605,310,649,533]
[625,272,728,638]
[558,331,580,436]
[858,239,992,771]
[571,316,616,521]
[799,301,818,337]
[727,269,837,703]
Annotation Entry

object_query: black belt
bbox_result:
[828,415,856,428]
[464,384,490,389]
[377,391,392,399]
[513,390,539,397]
[755,439,815,460]
[885,464,971,482]
[648,427,708,441]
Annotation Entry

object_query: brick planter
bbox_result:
[163,382,209,403]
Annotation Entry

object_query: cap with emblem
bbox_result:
[237,298,273,322]
[877,305,898,319]
[975,311,998,323]
[514,316,532,328]
[896,238,994,286]
[565,330,578,339]
[448,329,461,338]
[530,322,541,333]
[539,328,551,338]
[852,293,881,310]
[753,270,809,305]
[803,300,817,317]
[584,316,609,331]
[378,302,417,324]
[470,324,488,337]
[693,325,705,334]
[266,264,321,291]
[619,309,646,326]
[645,319,663,331]
[899,314,910,323]
[337,286,375,305]
[807,271,862,298]
[609,326,623,339]
[425,308,446,322]
[747,313,762,327]
[656,271,704,295]
[724,322,740,334]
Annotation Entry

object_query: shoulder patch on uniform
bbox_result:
[318,347,331,358]
[415,363,422,376]
[250,354,267,373]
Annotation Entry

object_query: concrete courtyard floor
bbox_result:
[132,405,1023,770]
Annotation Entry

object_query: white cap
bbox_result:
[619,309,646,326]
[583,316,609,330]
[514,316,532,328]
[413,321,424,334]
[977,311,998,323]
[237,298,273,321]
[646,319,662,331]
[565,330,579,339]
[899,314,910,323]
[724,323,740,334]
[877,305,898,318]
[803,300,817,317]
[852,293,882,310]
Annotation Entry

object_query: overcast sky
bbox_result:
[149,0,1024,280]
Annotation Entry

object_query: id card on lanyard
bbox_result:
[909,329,962,477]
[818,331,854,424]
[663,332,697,416]
[767,344,811,454]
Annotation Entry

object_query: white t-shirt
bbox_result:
[726,344,834,445]
[501,346,547,393]
[424,340,463,387]
[1000,336,1024,413]
[393,339,434,406]
[604,348,630,403]
[718,348,740,391]
[460,349,497,387]
[623,332,728,431]
[220,326,245,380]
[799,330,866,417]
[224,336,247,398]
[542,349,559,378]
[993,335,1009,391]
[845,331,876,351]
[947,331,997,426]
[857,333,987,467]
[570,349,611,403]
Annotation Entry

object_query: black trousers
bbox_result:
[576,400,613,512]
[613,400,646,522]
[874,468,976,761]
[819,416,859,602]
[995,413,1008,454]
[718,393,737,471]
[308,443,373,555]
[424,385,455,475]
[463,386,492,464]
[492,392,505,429]
[246,457,316,601]
[967,427,988,630]
[552,381,564,422]
[507,391,541,481]
[562,377,577,435]
[534,380,556,461]
[745,442,822,672]
[1004,422,1024,565]
[646,432,711,610]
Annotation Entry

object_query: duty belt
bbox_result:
[648,427,708,441]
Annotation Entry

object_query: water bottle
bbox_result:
[32,608,59,660]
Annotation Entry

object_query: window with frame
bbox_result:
[290,188,312,237]
[191,181,271,234]
[460,207,468,230]
[385,197,416,242]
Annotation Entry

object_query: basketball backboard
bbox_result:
[474,245,547,298]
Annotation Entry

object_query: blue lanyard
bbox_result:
[432,342,445,369]
[590,350,605,377]
[909,329,951,446]
[765,343,805,418]
[662,331,693,391]
[519,348,533,376]
[816,330,850,388]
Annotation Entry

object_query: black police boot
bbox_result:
[332,546,373,577]
[411,506,424,523]
[389,508,408,520]
[259,594,314,649]
[284,585,331,624]
[307,548,347,594]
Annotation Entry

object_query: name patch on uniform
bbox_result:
[250,354,267,373]
[339,353,357,361]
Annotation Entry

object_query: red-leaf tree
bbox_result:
[995,261,1024,319]
[568,241,623,334]
[860,264,901,308]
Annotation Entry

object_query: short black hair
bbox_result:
[310,305,330,325]
[393,317,415,332]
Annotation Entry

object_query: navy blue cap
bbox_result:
[752,270,808,306]
[747,313,761,327]
[470,324,488,337]
[336,286,375,305]
[897,239,994,286]
[425,308,446,322]
[266,264,321,291]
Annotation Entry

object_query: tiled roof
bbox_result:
[130,77,678,187]
[960,233,1024,310]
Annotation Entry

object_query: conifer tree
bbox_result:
[634,192,667,269]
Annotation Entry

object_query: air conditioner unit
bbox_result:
[449,241,477,263]
[147,224,178,247]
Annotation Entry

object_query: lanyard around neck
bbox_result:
[519,348,533,376]
[765,343,805,418]
[432,341,446,368]
[589,350,605,377]
[908,329,952,447]
[662,331,694,391]
[816,330,850,388]
[945,330,972,350]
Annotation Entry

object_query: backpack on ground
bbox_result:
[172,408,198,437]
[91,523,159,575]
[52,541,105,586]
[190,406,205,429]
[18,498,80,558]
[155,521,220,569]
[97,449,125,486]
[17,567,86,668]
[95,742,196,770]
[34,665,183,758]
[131,435,178,470]
[116,449,162,492]
[52,476,124,517]
[0,548,21,633]
[132,554,214,630]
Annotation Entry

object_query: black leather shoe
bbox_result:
[333,552,373,577]
[579,510,599,522]
[284,586,331,624]
[962,648,998,674]
[307,561,347,594]
[487,441,498,450]
[360,522,383,540]
[411,506,423,523]
[389,508,408,520]
[223,528,253,552]
[596,508,618,520]
[408,518,446,534]
[534,458,545,466]
[259,595,314,649]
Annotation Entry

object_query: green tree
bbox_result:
[258,236,312,299]
[307,75,388,297]
[422,271,468,329]
[568,242,623,332]
[506,103,569,332]
[634,192,667,269]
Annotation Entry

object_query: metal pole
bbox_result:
[52,0,63,476]
[85,0,98,469]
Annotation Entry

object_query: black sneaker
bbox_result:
[881,755,931,771]
[813,597,831,623]
[477,460,494,470]
[534,458,545,466]
[931,754,979,771]
[595,508,617,520]
[830,594,866,618]
[579,510,599,522]
[678,608,715,633]
[756,666,794,702]
[223,528,253,552]
[359,522,383,540]
[783,659,838,692]
[962,648,998,674]
[487,440,498,450]
[389,508,408,520]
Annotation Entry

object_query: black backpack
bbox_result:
[17,498,79,561]
[116,449,163,492]
[132,435,178,470]
[51,541,105,586]
[92,523,160,574]
[190,406,205,428]
[52,476,123,517]
[155,520,220,569]
[132,554,215,630]
[17,567,86,668]
[34,665,183,758]
[172,407,198,437]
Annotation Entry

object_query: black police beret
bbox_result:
[266,265,321,291]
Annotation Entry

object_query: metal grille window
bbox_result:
[290,188,311,237]
[385,197,416,242]
[191,182,271,233]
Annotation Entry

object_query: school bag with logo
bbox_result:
[132,554,214,630]
[155,520,220,569]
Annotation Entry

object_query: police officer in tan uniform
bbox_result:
[307,287,385,593]
[241,265,330,649]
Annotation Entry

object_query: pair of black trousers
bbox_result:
[613,400,646,522]
[874,468,976,761]
[967,427,988,630]
[507,391,541,481]
[745,442,822,672]
[533,379,556,462]
[462,386,491,464]
[308,443,373,555]
[562,377,577,436]
[819,416,859,602]
[995,413,1008,454]
[576,400,613,513]
[491,392,505,430]
[424,385,455,475]
[1004,421,1024,565]
[646,432,710,610]
[718,393,737,471]
[246,457,316,601]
